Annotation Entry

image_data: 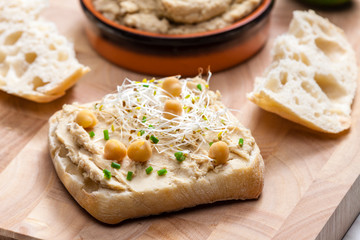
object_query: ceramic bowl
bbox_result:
[80,0,275,76]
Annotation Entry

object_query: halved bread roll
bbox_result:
[0,0,89,103]
[48,75,264,224]
[247,10,358,133]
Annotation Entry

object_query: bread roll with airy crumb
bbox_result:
[247,10,358,133]
[0,0,89,103]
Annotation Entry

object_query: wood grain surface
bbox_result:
[0,0,360,239]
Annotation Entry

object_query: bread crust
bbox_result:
[48,109,264,224]
[4,66,90,103]
[248,91,352,133]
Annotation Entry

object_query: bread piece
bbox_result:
[48,76,264,224]
[0,0,89,103]
[247,10,358,133]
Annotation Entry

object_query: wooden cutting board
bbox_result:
[0,0,359,239]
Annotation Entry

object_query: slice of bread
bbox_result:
[247,10,358,133]
[0,0,89,103]
[48,76,264,224]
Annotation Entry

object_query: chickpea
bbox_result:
[209,141,229,165]
[104,139,127,161]
[162,77,182,97]
[163,100,182,120]
[186,81,197,90]
[127,139,152,162]
[75,109,97,129]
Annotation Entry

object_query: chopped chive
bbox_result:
[174,152,186,162]
[143,84,149,88]
[157,169,167,176]
[111,124,115,132]
[127,171,133,181]
[209,142,214,146]
[103,169,111,179]
[103,129,109,140]
[146,166,153,174]
[142,116,147,123]
[148,124,154,129]
[154,90,157,96]
[89,131,95,138]
[99,105,104,111]
[138,130,145,137]
[239,138,244,147]
[150,135,159,144]
[197,84,202,91]
[185,94,191,99]
[111,162,121,169]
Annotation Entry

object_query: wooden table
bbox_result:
[0,0,359,239]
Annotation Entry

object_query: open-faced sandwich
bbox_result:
[48,74,264,224]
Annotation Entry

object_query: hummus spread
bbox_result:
[93,0,262,34]
[53,76,255,192]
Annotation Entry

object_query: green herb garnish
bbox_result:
[157,169,167,176]
[209,142,214,146]
[143,84,149,88]
[127,171,133,181]
[150,135,159,144]
[103,169,111,179]
[142,116,147,123]
[139,130,145,136]
[239,138,244,147]
[148,124,154,129]
[111,162,121,169]
[174,152,186,162]
[145,166,153,174]
[103,129,109,140]
[89,131,95,138]
[197,84,202,91]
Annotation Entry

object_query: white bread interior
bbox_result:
[0,0,89,103]
[247,10,358,133]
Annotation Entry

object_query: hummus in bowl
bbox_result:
[92,0,262,34]
[80,0,274,76]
